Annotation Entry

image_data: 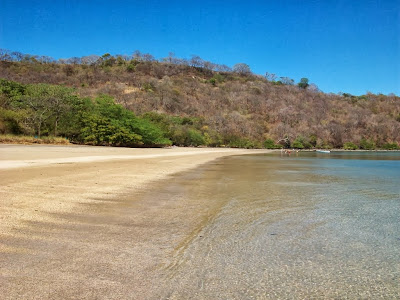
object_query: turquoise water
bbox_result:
[154,151,400,299]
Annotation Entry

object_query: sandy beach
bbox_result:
[0,144,270,299]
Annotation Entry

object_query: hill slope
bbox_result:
[0,52,399,149]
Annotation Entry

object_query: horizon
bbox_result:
[1,0,399,96]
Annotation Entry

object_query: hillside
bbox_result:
[0,50,399,149]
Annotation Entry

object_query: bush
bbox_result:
[0,134,70,145]
[291,140,304,149]
[0,108,26,134]
[79,95,171,147]
[263,138,281,149]
[186,128,205,146]
[343,142,358,150]
[292,136,312,149]
[381,142,399,150]
[359,138,376,150]
[142,112,207,146]
[203,131,223,147]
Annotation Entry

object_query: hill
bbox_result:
[0,50,399,149]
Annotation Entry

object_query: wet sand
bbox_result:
[0,144,270,299]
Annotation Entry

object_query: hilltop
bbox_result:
[0,50,399,149]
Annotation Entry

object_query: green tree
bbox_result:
[79,95,170,147]
[343,142,358,150]
[263,138,281,149]
[16,84,55,137]
[292,136,312,149]
[185,128,205,146]
[359,138,376,150]
[298,78,309,89]
[381,142,399,150]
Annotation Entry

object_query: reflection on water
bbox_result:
[152,152,400,299]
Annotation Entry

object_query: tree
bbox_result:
[100,53,116,67]
[212,64,231,72]
[190,55,204,68]
[359,138,376,150]
[233,63,251,75]
[203,61,215,71]
[265,72,277,82]
[0,49,11,61]
[11,51,23,62]
[263,138,280,149]
[79,95,171,147]
[81,55,100,65]
[19,84,53,137]
[47,86,76,136]
[142,53,156,62]
[298,78,309,89]
[280,77,295,85]
[308,83,320,93]
[132,50,142,61]
[67,57,82,65]
[17,84,78,137]
[163,52,175,63]
[37,55,55,64]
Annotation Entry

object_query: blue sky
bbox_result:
[1,0,399,95]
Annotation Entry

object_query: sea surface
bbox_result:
[150,151,400,299]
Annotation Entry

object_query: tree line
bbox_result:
[0,49,312,89]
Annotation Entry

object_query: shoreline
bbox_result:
[0,144,272,224]
[0,145,271,170]
[0,144,272,299]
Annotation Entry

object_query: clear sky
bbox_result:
[1,0,399,95]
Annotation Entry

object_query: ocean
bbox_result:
[144,151,400,299]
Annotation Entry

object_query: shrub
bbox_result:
[78,95,171,147]
[209,78,216,86]
[359,138,376,150]
[309,135,317,147]
[0,134,70,145]
[0,108,26,134]
[292,136,312,149]
[263,138,281,149]
[126,64,136,72]
[381,142,399,150]
[292,140,304,149]
[343,142,358,150]
[186,128,205,146]
[203,131,223,147]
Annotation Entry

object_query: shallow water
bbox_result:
[150,151,400,299]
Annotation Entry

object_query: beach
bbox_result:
[0,144,270,299]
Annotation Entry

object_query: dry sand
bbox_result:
[0,144,270,299]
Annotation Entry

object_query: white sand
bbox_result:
[0,144,271,299]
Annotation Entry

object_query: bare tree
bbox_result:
[233,63,251,75]
[81,55,100,65]
[0,49,12,61]
[215,64,232,72]
[190,55,204,68]
[265,72,277,82]
[11,51,23,62]
[142,53,156,62]
[280,77,295,85]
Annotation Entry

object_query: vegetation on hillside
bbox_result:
[0,79,171,147]
[0,49,399,149]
